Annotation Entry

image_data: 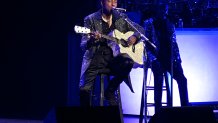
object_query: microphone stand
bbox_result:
[114,9,157,122]
[124,18,156,123]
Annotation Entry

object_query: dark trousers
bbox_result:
[151,60,189,113]
[80,53,134,106]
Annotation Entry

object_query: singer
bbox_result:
[79,0,145,107]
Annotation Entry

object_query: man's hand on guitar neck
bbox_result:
[90,31,102,40]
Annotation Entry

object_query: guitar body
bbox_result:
[113,30,144,66]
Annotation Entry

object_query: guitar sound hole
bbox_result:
[120,39,128,47]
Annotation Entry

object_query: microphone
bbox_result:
[113,7,126,12]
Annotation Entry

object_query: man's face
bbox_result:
[102,0,117,14]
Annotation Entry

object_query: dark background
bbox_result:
[1,0,98,120]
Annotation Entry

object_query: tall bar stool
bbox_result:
[140,71,172,123]
[146,72,172,109]
[90,69,124,123]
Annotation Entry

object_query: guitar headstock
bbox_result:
[74,25,91,34]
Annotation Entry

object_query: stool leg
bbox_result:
[90,88,93,106]
[100,74,105,106]
[164,72,172,106]
[90,78,97,106]
[117,86,124,123]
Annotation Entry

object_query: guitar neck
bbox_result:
[101,34,119,44]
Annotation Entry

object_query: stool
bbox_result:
[146,72,172,112]
[90,69,124,123]
[139,70,172,123]
[146,72,172,107]
[91,73,110,106]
